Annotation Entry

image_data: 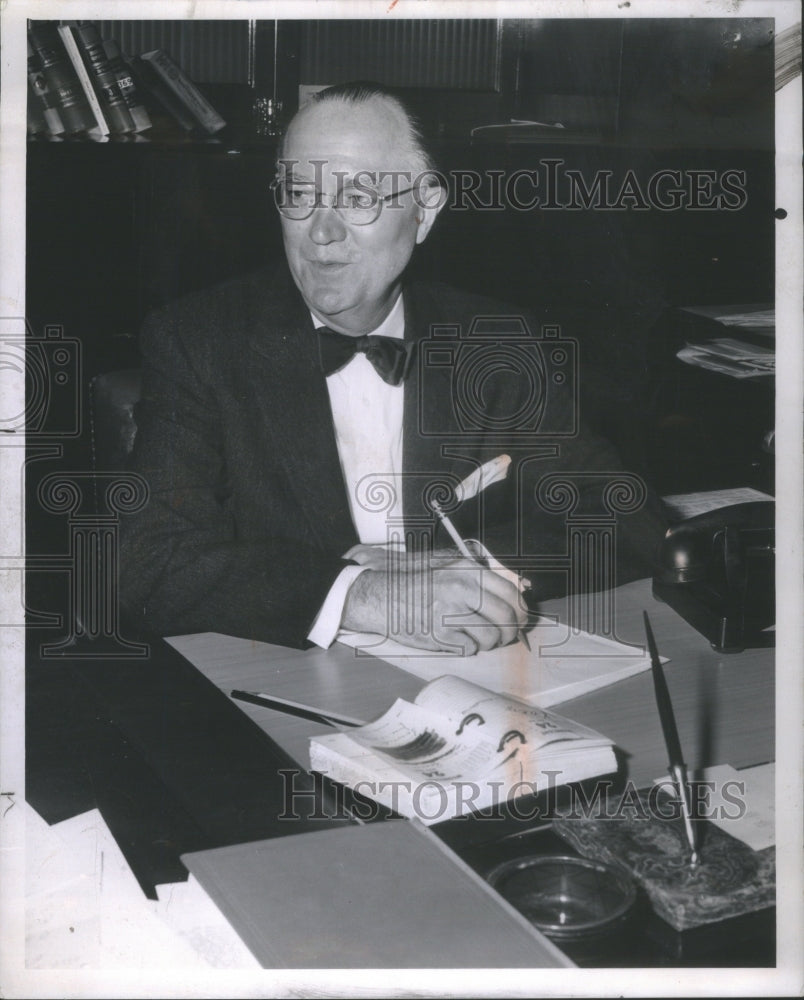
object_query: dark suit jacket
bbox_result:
[120,266,665,647]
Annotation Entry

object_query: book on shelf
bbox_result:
[138,49,226,134]
[27,21,96,135]
[102,39,152,133]
[27,42,65,136]
[129,56,199,132]
[56,23,110,139]
[70,21,135,135]
[309,674,616,825]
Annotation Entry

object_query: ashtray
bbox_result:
[487,854,637,940]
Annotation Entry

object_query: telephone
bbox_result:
[652,501,774,653]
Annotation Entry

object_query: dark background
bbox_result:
[26,16,776,603]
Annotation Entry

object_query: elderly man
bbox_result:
[120,82,664,653]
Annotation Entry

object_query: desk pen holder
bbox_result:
[551,789,775,931]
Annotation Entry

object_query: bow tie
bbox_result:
[316,326,413,386]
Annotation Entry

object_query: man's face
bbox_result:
[278,98,439,335]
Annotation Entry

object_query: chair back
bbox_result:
[89,369,142,472]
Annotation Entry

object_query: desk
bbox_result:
[170,578,775,792]
[26,578,774,969]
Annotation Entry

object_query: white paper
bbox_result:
[653,762,775,852]
[338,619,651,706]
[662,487,774,520]
[24,804,258,969]
[677,338,775,377]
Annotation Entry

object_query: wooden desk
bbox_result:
[169,578,775,791]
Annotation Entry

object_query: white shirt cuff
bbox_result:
[307,564,370,649]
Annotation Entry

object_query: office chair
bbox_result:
[89,368,142,472]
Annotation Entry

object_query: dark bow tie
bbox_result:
[316,326,413,386]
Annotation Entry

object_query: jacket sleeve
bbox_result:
[118,306,349,648]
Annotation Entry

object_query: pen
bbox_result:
[432,503,531,651]
[230,690,364,728]
[642,611,700,867]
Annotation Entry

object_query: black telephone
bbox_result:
[652,501,774,653]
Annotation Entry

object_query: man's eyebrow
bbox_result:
[283,171,317,185]
[283,173,382,192]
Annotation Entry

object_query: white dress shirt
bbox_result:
[307,294,406,648]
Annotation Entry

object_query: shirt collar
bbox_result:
[310,292,405,341]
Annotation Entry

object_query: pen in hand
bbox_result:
[431,455,531,652]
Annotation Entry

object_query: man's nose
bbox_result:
[308,204,348,244]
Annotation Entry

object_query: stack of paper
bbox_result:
[25,804,258,969]
[676,337,774,378]
[338,619,652,707]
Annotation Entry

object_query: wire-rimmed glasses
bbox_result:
[271,177,418,225]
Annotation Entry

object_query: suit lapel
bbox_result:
[402,285,465,530]
[247,271,358,555]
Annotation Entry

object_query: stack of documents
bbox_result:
[676,337,774,378]
[339,620,653,707]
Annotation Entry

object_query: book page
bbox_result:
[347,696,505,782]
[413,675,611,757]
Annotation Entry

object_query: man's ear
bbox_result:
[414,181,446,245]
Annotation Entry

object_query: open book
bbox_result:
[310,675,615,825]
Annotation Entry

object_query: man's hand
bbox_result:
[341,549,527,655]
[344,543,460,572]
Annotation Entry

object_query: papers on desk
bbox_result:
[676,337,774,378]
[338,620,652,707]
[653,762,775,852]
[712,308,775,330]
[680,303,775,338]
[25,803,259,969]
[661,486,774,521]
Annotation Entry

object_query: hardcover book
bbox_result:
[309,674,616,825]
[56,23,110,138]
[182,820,572,968]
[139,49,226,134]
[103,39,152,133]
[27,41,65,136]
[71,21,135,135]
[27,21,96,134]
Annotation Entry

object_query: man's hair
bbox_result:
[279,80,438,176]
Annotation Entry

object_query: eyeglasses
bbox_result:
[271,178,418,226]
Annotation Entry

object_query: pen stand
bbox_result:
[551,789,774,932]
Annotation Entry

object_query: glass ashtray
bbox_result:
[487,854,636,940]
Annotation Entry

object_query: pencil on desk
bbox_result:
[230,690,365,728]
